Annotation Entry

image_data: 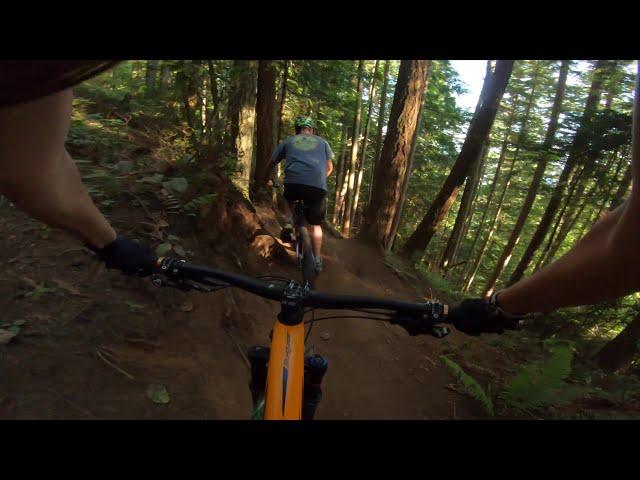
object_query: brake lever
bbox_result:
[390,314,450,338]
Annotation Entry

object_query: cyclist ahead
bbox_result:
[262,116,334,273]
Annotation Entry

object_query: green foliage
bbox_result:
[162,177,189,194]
[499,339,579,413]
[182,194,217,217]
[415,264,464,303]
[146,384,171,404]
[441,355,495,416]
[23,282,57,300]
[126,301,144,313]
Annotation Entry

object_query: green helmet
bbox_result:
[294,115,315,129]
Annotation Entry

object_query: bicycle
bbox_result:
[274,180,318,288]
[151,256,450,420]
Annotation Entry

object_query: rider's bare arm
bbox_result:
[261,161,277,187]
[327,158,334,177]
[497,63,640,315]
[0,89,117,249]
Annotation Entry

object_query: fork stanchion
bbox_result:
[248,345,270,417]
[302,354,329,420]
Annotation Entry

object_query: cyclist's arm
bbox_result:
[261,142,286,186]
[0,89,116,249]
[498,64,640,315]
[325,140,334,177]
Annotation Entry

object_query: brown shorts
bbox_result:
[0,61,120,108]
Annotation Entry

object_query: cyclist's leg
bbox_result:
[305,192,327,260]
[281,184,297,235]
[0,89,117,249]
[310,225,322,258]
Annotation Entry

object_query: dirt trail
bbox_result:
[0,200,485,420]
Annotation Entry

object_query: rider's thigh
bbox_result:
[0,89,72,186]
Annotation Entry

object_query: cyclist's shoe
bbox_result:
[90,235,156,277]
[280,223,294,243]
[447,292,528,336]
[313,256,323,273]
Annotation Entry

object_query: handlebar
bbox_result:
[152,257,450,336]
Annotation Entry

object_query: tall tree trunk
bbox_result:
[440,142,485,274]
[145,60,159,95]
[401,60,514,260]
[464,147,519,293]
[543,180,598,266]
[481,60,566,296]
[159,61,171,93]
[459,143,489,242]
[277,60,289,143]
[358,60,430,248]
[332,122,350,224]
[591,150,625,219]
[594,312,640,372]
[176,61,195,130]
[508,60,608,286]
[452,143,490,284]
[368,60,392,203]
[533,164,588,271]
[232,61,258,196]
[609,159,633,210]
[440,61,495,273]
[341,60,365,235]
[252,60,278,202]
[460,95,521,291]
[386,62,433,252]
[349,61,380,230]
[190,62,204,137]
[206,60,223,157]
[542,147,617,267]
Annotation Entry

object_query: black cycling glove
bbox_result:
[447,292,528,336]
[91,235,157,277]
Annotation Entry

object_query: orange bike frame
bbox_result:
[263,319,306,420]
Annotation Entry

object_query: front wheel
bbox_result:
[298,226,316,288]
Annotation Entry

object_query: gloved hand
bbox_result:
[91,235,157,277]
[447,293,528,336]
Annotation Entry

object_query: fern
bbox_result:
[441,356,494,416]
[499,339,578,413]
[182,193,217,216]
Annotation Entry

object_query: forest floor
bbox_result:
[2,98,639,420]
[0,198,487,419]
[4,190,640,419]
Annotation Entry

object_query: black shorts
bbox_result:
[283,183,327,226]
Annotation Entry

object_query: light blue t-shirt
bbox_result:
[271,134,334,191]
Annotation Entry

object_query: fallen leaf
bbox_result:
[180,301,194,312]
[0,328,17,345]
[52,278,81,296]
[147,384,170,404]
[155,243,172,256]
[320,332,330,341]
[8,326,20,335]
[19,276,38,289]
[13,320,26,326]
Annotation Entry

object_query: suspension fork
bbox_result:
[247,281,328,420]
